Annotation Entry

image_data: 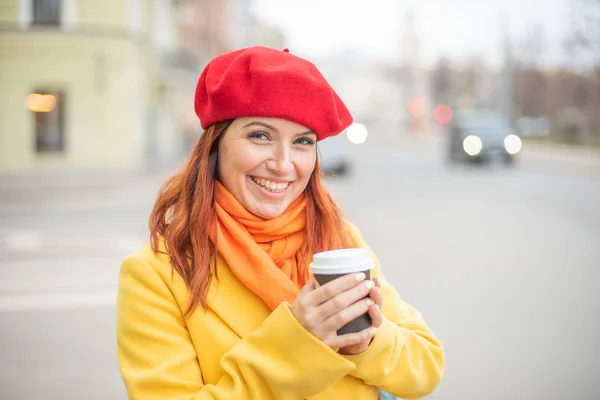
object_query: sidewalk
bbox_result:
[418,130,600,175]
[519,140,600,173]
[0,160,181,190]
[0,161,182,207]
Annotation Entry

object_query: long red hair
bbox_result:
[149,121,352,315]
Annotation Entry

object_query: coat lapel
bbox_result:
[206,254,272,338]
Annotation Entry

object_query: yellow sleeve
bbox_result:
[117,254,355,400]
[342,221,445,399]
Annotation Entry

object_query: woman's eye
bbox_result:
[296,137,315,146]
[249,132,270,140]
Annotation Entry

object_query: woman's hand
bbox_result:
[290,273,378,350]
[338,277,384,355]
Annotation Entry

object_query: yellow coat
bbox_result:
[117,221,444,399]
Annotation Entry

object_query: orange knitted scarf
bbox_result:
[210,181,307,309]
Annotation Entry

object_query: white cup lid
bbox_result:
[309,248,375,275]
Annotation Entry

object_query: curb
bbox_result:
[519,142,600,175]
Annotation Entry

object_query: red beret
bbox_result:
[194,46,353,141]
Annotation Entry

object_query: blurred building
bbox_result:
[251,17,285,49]
[314,49,403,133]
[228,0,285,49]
[230,0,252,48]
[179,0,231,61]
[177,0,233,148]
[177,0,285,150]
[0,0,184,172]
[399,11,430,133]
[452,59,500,110]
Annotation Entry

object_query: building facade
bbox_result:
[176,0,286,150]
[0,0,182,171]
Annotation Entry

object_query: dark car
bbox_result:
[447,110,522,165]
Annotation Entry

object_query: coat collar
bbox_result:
[146,239,272,338]
[205,254,272,338]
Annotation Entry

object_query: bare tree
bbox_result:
[513,68,547,118]
[430,58,453,106]
[565,0,600,65]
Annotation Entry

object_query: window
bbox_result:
[32,0,61,26]
[27,90,66,153]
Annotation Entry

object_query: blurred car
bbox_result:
[318,123,368,176]
[447,110,522,165]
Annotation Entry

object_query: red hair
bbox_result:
[149,121,352,315]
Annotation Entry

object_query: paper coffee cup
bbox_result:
[310,248,375,335]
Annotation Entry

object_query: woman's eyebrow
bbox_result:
[294,130,316,137]
[243,121,314,137]
[242,121,277,131]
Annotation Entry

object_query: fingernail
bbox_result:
[365,280,375,289]
[366,298,374,306]
[370,327,378,336]
[355,273,366,282]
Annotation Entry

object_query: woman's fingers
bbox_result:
[319,278,374,320]
[369,278,383,327]
[299,277,318,294]
[368,303,384,328]
[307,272,368,306]
[291,277,317,313]
[322,296,374,332]
[327,325,378,349]
[369,284,383,309]
[290,278,320,328]
[291,274,382,352]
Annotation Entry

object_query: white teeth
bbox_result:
[251,177,290,192]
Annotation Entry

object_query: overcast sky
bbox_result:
[252,0,572,68]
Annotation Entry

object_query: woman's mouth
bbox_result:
[249,176,291,193]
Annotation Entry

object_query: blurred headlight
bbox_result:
[462,135,483,156]
[504,134,522,155]
[346,123,368,144]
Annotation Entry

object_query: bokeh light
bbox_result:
[433,104,453,125]
[504,134,522,155]
[26,94,56,113]
[346,123,368,144]
[407,97,426,118]
[462,135,483,156]
[409,117,429,133]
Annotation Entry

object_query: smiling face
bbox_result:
[217,117,318,219]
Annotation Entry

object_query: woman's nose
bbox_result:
[266,146,294,176]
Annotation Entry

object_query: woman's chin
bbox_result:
[248,201,288,220]
[244,180,293,219]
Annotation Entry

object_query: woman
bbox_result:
[117,46,444,399]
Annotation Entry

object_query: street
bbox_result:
[1,131,599,400]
